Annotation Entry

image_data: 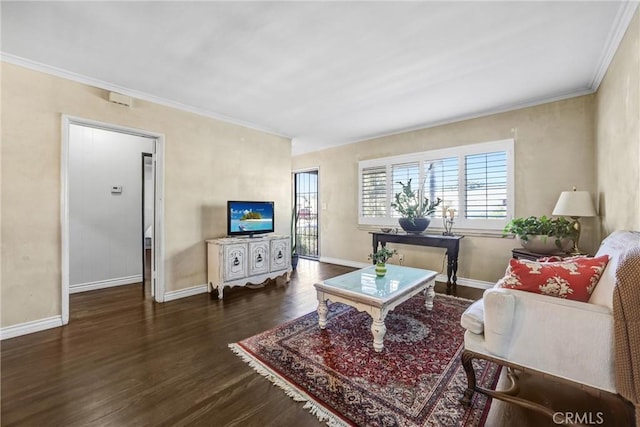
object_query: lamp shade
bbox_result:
[552,190,596,217]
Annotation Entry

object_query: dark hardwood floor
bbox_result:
[1,260,632,426]
[1,260,355,426]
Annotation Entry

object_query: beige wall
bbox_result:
[596,9,640,236]
[1,63,291,327]
[4,11,636,330]
[293,96,596,283]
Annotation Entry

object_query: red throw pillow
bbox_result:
[499,255,610,302]
[536,256,564,262]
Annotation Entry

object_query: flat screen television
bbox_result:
[227,201,275,237]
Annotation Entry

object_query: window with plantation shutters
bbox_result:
[424,157,459,214]
[465,151,508,219]
[391,162,419,218]
[361,166,388,218]
[358,139,514,230]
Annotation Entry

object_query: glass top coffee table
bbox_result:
[314,264,438,352]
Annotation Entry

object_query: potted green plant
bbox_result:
[391,179,442,234]
[368,246,397,277]
[503,215,576,254]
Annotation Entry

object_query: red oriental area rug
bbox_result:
[230,294,500,427]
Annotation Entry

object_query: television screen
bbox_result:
[227,201,275,236]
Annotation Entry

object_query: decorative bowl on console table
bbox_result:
[391,179,442,234]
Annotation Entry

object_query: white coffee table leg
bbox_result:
[424,281,435,311]
[317,298,328,329]
[370,309,387,352]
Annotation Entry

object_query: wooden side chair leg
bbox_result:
[460,349,477,406]
[459,352,589,426]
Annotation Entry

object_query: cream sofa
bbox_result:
[460,230,640,424]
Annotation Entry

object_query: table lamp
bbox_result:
[552,187,596,255]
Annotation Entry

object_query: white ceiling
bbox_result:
[1,1,637,155]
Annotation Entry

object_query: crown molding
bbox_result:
[0,52,290,140]
[589,1,639,90]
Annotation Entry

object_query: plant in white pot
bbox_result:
[391,179,442,234]
[503,215,576,254]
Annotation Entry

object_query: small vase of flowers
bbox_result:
[368,247,398,277]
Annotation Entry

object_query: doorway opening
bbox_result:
[61,116,165,325]
[293,169,319,259]
[142,153,154,297]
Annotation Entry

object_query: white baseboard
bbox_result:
[163,284,208,302]
[1,315,63,340]
[70,275,143,294]
[318,256,493,290]
[0,283,209,340]
[434,274,493,290]
[319,256,370,269]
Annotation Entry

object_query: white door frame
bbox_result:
[61,115,166,324]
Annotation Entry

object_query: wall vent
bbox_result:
[108,92,132,107]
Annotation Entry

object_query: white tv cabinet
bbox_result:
[206,235,292,299]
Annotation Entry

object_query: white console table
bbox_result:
[206,235,292,299]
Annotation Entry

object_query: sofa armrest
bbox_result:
[483,288,516,355]
[482,287,615,392]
